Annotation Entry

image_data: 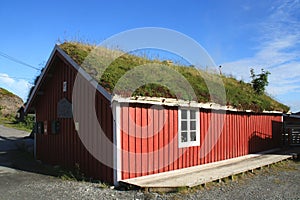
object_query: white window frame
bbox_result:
[178,107,200,148]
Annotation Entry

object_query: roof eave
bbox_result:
[25,44,112,114]
[24,45,59,114]
[112,95,283,114]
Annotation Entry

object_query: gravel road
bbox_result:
[0,125,299,200]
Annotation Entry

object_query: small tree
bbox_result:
[250,68,271,95]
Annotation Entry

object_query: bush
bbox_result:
[250,68,270,95]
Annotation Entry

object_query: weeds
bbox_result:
[97,182,110,189]
[0,115,34,132]
[59,163,86,181]
[155,159,298,195]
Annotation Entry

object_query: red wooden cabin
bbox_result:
[26,44,283,185]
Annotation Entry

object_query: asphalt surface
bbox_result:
[0,125,299,200]
[0,125,32,152]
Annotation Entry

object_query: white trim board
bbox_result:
[113,102,122,186]
[112,96,284,114]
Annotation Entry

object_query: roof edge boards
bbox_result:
[24,46,58,113]
[283,114,300,119]
[112,95,283,114]
[25,45,112,113]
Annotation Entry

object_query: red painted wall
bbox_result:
[120,104,282,180]
[34,53,114,183]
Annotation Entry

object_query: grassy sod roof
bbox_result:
[59,42,289,113]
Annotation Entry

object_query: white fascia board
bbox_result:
[113,102,122,186]
[112,96,284,114]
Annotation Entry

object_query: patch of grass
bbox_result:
[58,166,111,187]
[59,163,86,181]
[0,115,34,132]
[202,181,220,190]
[0,88,14,96]
[59,42,95,65]
[269,160,297,171]
[60,171,78,181]
[175,186,190,194]
[221,177,232,184]
[97,182,111,189]
[58,41,289,112]
[174,161,296,194]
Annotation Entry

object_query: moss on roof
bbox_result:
[59,42,289,113]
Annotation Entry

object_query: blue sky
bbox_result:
[0,0,299,112]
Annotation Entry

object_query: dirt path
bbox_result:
[0,125,299,200]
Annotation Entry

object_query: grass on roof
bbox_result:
[59,42,289,113]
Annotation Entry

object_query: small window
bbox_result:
[178,108,200,148]
[63,81,67,92]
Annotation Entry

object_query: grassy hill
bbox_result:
[0,88,35,132]
[59,42,289,113]
[0,88,23,117]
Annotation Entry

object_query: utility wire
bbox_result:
[0,50,41,71]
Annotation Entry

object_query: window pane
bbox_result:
[181,132,188,142]
[181,110,187,119]
[190,131,197,141]
[190,110,196,119]
[190,121,196,130]
[181,121,187,130]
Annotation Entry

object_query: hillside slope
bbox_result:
[58,42,289,113]
[0,88,23,117]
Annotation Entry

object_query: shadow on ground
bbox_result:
[0,134,77,180]
[1,128,300,185]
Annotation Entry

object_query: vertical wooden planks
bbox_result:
[141,106,148,176]
[173,108,179,170]
[35,53,114,184]
[147,107,154,175]
[163,109,169,172]
[169,108,174,171]
[121,106,129,180]
[120,104,283,180]
[128,106,136,178]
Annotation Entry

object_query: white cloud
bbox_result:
[267,84,300,96]
[288,100,300,112]
[221,0,300,111]
[0,73,15,85]
[0,73,33,102]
